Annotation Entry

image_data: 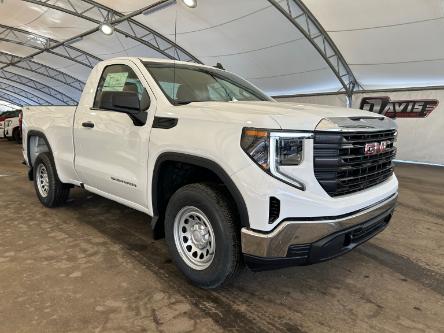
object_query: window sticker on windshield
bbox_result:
[103,72,129,91]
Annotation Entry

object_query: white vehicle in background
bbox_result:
[0,120,4,139]
[22,57,398,288]
[4,116,21,143]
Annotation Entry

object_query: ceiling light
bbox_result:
[182,0,197,8]
[99,22,114,35]
[27,35,48,47]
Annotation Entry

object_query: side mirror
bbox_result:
[99,90,149,126]
[99,91,140,114]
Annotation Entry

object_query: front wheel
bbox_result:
[165,183,242,289]
[33,152,70,207]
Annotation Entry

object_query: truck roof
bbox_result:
[109,57,220,71]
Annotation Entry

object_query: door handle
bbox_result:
[82,121,94,128]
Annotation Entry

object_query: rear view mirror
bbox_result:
[99,91,148,126]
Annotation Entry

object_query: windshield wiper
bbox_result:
[175,101,193,105]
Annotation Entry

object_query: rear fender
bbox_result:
[26,130,53,181]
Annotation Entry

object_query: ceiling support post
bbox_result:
[267,0,358,96]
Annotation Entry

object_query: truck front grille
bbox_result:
[313,130,397,196]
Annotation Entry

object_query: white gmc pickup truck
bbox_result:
[23,57,398,288]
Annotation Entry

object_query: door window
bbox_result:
[93,64,144,108]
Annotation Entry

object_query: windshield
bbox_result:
[0,110,20,118]
[144,62,272,105]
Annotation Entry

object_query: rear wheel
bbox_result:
[165,183,242,289]
[33,152,70,207]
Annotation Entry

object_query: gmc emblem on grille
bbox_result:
[365,141,389,156]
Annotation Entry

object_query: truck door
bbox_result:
[73,60,154,209]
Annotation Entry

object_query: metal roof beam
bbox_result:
[0,0,201,107]
[0,81,50,105]
[267,0,358,96]
[0,90,28,106]
[0,24,101,68]
[0,70,77,105]
[0,52,85,91]
[22,0,201,63]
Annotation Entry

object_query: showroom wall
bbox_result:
[276,88,444,165]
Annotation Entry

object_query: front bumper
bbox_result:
[241,193,397,271]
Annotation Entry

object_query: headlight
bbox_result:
[276,136,304,166]
[240,129,269,170]
[241,128,312,190]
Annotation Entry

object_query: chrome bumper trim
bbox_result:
[241,193,398,257]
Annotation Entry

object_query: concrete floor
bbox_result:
[0,139,443,333]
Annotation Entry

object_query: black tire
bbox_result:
[33,152,70,207]
[165,183,242,289]
[13,128,21,144]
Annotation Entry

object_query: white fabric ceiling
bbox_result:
[304,0,444,90]
[0,100,19,111]
[0,0,443,108]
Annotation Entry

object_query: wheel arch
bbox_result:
[151,152,250,239]
[26,130,54,181]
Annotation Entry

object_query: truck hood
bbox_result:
[180,101,389,131]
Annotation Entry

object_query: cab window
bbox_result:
[93,64,144,108]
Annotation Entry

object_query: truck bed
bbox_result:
[23,106,78,184]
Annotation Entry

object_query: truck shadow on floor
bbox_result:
[64,188,366,332]
[62,186,443,332]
